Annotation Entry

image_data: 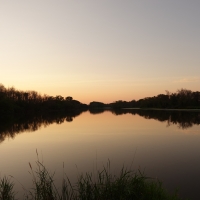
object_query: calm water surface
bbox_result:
[0,110,200,199]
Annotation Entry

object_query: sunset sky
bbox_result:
[1,0,200,104]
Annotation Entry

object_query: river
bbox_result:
[0,109,199,199]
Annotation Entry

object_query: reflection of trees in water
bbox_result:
[89,108,106,115]
[1,109,199,143]
[0,110,86,143]
[167,112,198,129]
[111,109,200,129]
[66,116,73,122]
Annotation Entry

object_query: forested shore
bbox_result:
[0,83,200,118]
[0,84,87,118]
[109,89,200,109]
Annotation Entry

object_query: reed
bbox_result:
[0,176,15,200]
[0,161,188,200]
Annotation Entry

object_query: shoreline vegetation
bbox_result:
[0,83,200,119]
[0,159,188,200]
[123,108,200,111]
[0,83,199,141]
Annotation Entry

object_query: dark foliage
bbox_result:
[0,83,88,118]
[109,89,200,109]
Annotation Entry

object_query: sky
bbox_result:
[1,0,200,104]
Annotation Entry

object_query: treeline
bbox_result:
[109,89,200,109]
[0,83,87,117]
[1,84,200,116]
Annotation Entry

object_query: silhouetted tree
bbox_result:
[0,83,88,116]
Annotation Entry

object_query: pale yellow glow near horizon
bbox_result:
[1,76,199,104]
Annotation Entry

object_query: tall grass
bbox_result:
[0,160,188,200]
[0,177,15,200]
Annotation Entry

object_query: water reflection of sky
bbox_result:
[0,111,199,199]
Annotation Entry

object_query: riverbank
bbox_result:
[123,107,200,111]
[0,161,188,200]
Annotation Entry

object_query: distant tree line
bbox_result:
[0,83,88,117]
[109,89,200,109]
[1,83,200,118]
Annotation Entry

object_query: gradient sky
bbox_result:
[1,0,200,104]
